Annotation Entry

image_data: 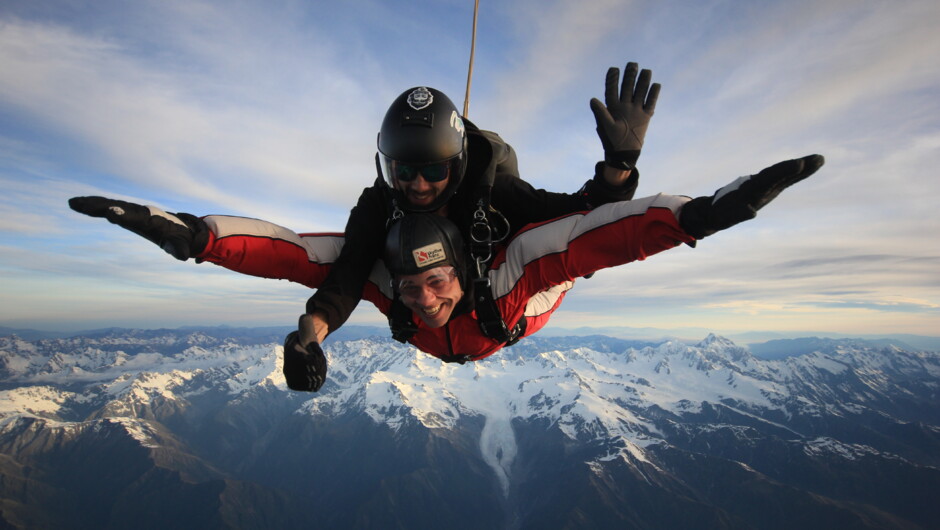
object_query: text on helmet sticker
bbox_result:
[407,87,433,110]
[413,242,447,268]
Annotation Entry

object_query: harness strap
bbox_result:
[465,174,520,346]
[472,276,526,346]
[389,297,418,343]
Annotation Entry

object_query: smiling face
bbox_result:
[396,266,464,328]
[377,87,467,213]
[395,172,450,209]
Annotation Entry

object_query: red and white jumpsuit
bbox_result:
[196,194,694,362]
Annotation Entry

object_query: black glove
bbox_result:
[680,155,825,239]
[69,196,206,260]
[590,62,660,170]
[282,331,327,392]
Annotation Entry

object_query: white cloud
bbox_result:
[0,14,379,226]
[481,0,637,131]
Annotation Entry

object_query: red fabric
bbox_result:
[199,230,331,288]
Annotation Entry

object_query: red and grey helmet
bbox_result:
[377,87,468,212]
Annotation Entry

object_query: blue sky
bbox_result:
[1,0,938,337]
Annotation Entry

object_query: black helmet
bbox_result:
[378,87,468,212]
[384,213,468,286]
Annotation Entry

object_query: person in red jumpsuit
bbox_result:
[69,155,824,391]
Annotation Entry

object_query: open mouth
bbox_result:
[421,305,442,316]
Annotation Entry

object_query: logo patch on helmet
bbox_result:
[407,87,433,110]
[450,110,465,135]
[413,242,447,268]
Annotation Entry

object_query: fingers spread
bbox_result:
[645,83,661,112]
[604,67,621,108]
[619,62,639,103]
[631,68,652,104]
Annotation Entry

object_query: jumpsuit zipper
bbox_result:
[445,322,455,358]
[443,322,473,364]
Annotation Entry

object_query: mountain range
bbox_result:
[0,328,938,529]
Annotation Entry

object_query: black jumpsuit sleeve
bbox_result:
[581,162,639,206]
[305,184,387,332]
[482,128,638,224]
[490,165,638,233]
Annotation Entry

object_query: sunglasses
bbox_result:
[391,161,450,183]
[397,267,458,298]
[381,153,463,184]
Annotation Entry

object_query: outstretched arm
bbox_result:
[679,155,825,239]
[69,195,367,394]
[492,193,693,312]
[68,196,339,288]
[492,155,826,324]
[68,196,208,260]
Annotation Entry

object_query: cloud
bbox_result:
[626,0,940,189]
[482,0,636,129]
[0,238,366,330]
[0,12,380,226]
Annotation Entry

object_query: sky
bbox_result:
[1,0,938,338]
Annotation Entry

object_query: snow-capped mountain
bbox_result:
[0,329,938,529]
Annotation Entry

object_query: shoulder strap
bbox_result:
[464,152,525,346]
[388,296,418,343]
[471,275,526,346]
[467,163,509,269]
